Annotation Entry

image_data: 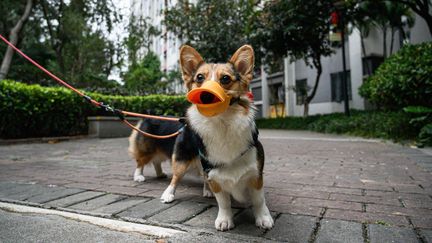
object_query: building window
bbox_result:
[362,55,384,76]
[251,87,262,101]
[255,104,263,118]
[331,71,352,102]
[295,79,308,105]
[269,83,284,104]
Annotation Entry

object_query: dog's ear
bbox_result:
[179,45,204,82]
[229,45,254,80]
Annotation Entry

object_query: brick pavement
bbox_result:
[0,130,431,242]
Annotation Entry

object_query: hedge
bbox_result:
[256,110,420,142]
[0,80,188,139]
[359,42,432,109]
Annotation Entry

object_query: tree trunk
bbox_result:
[360,34,372,76]
[303,57,323,117]
[390,27,395,55]
[422,12,432,36]
[303,100,309,117]
[399,26,407,45]
[382,26,387,58]
[0,0,33,80]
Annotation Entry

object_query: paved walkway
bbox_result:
[0,130,431,242]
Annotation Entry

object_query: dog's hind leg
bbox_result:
[134,155,153,182]
[160,157,192,203]
[202,181,214,198]
[153,160,167,178]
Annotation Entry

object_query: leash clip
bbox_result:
[99,102,125,121]
[83,95,93,104]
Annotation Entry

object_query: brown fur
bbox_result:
[180,45,253,99]
[129,125,171,179]
[207,179,222,193]
[248,176,263,190]
[169,154,195,186]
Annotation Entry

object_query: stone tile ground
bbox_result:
[0,130,431,242]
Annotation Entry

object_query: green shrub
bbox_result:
[257,110,420,141]
[359,42,432,110]
[403,106,432,146]
[255,115,319,130]
[0,80,188,139]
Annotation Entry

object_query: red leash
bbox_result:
[0,34,184,139]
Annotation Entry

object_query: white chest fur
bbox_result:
[188,105,256,165]
[188,105,259,201]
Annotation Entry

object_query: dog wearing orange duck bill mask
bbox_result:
[128,45,273,231]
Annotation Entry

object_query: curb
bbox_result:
[0,202,185,238]
[0,135,89,145]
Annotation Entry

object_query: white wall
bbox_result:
[410,13,432,44]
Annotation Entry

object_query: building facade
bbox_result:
[131,0,184,93]
[131,1,431,115]
[252,13,431,118]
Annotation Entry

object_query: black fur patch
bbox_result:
[135,118,184,157]
[255,140,265,176]
[252,124,259,144]
[173,124,200,162]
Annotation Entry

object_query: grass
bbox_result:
[256,110,419,142]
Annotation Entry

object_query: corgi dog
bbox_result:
[128,45,274,231]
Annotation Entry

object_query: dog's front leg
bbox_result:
[214,190,234,231]
[249,185,274,229]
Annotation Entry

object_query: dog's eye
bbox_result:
[196,74,205,83]
[220,75,231,85]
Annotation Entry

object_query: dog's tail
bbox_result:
[128,120,143,159]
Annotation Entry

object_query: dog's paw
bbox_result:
[160,186,175,203]
[160,193,174,203]
[133,175,145,182]
[156,172,168,179]
[215,216,234,231]
[255,214,274,229]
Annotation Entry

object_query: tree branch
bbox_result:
[40,0,56,48]
[0,0,33,80]
[306,54,322,103]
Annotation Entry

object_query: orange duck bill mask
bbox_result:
[186,80,231,117]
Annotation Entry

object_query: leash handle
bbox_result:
[0,34,183,139]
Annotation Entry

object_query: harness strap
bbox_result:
[199,143,255,174]
[197,125,259,174]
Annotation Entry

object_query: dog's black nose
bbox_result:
[200,92,215,104]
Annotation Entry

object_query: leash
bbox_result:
[0,34,184,139]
